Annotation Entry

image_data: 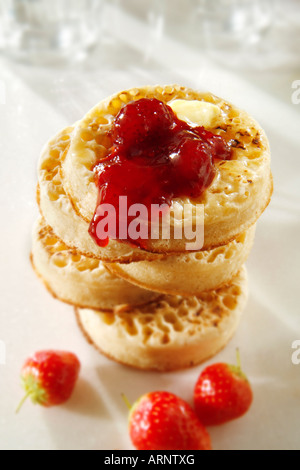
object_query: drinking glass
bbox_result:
[196,0,273,50]
[0,0,103,64]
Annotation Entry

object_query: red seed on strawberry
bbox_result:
[16,350,80,412]
[194,350,253,426]
[127,391,212,450]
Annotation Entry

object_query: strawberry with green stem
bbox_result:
[17,350,80,413]
[194,349,253,426]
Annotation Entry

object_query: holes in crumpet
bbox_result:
[71,254,82,263]
[223,295,237,310]
[160,334,170,345]
[224,248,234,260]
[98,116,109,125]
[81,131,94,142]
[101,313,115,325]
[45,237,57,246]
[53,256,68,268]
[124,319,138,336]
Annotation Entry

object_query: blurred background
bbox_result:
[0,0,299,114]
[0,0,299,69]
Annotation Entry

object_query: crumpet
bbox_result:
[105,226,255,297]
[63,85,272,255]
[76,266,248,371]
[31,218,159,311]
[38,127,165,263]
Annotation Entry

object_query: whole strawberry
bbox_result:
[194,350,253,426]
[128,391,212,450]
[17,350,80,412]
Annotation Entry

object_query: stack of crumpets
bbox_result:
[32,85,272,371]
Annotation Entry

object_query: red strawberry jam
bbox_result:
[89,98,231,248]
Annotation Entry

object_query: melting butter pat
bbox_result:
[169,99,221,127]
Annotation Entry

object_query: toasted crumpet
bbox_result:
[31,218,160,311]
[76,266,248,371]
[63,85,272,253]
[105,225,255,297]
[38,127,166,263]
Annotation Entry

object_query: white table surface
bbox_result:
[0,7,300,451]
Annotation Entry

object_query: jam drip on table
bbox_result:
[89,98,232,249]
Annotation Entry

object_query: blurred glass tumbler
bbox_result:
[0,0,103,64]
[196,0,273,51]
